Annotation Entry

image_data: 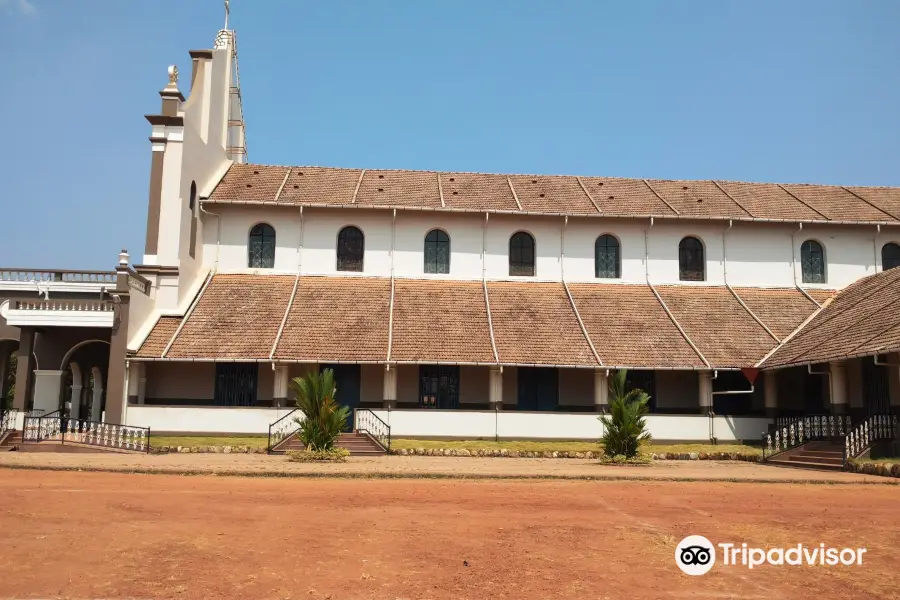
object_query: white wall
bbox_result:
[202,206,889,289]
[369,409,770,442]
[126,405,295,434]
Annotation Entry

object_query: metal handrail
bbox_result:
[267,408,300,453]
[844,414,897,466]
[762,414,851,461]
[355,408,391,451]
[0,269,117,283]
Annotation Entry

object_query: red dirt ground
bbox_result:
[0,470,897,599]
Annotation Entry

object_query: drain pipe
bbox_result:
[199,202,222,272]
[482,213,489,280]
[644,217,654,282]
[722,220,732,282]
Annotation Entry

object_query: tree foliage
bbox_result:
[291,368,349,451]
[598,369,652,458]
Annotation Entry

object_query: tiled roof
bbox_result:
[568,283,705,368]
[166,274,294,359]
[486,281,597,367]
[762,268,900,367]
[389,279,495,363]
[656,286,775,368]
[144,274,833,368]
[730,287,825,339]
[274,276,391,362]
[134,315,181,358]
[207,163,900,224]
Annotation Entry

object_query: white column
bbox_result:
[273,365,289,407]
[489,366,503,409]
[127,362,141,404]
[138,370,147,405]
[0,348,8,401]
[698,371,713,414]
[69,384,83,420]
[594,369,609,412]
[32,370,65,415]
[829,360,848,415]
[383,365,397,409]
[91,367,104,422]
[763,370,778,417]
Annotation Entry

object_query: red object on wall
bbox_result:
[741,367,760,384]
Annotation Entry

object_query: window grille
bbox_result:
[678,237,705,281]
[214,363,258,406]
[424,229,450,274]
[509,232,535,276]
[418,366,460,409]
[595,234,621,278]
[337,226,364,272]
[248,223,276,269]
[801,240,825,284]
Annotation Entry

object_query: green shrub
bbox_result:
[291,369,350,451]
[286,448,350,462]
[598,369,652,459]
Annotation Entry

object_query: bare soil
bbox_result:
[0,470,897,599]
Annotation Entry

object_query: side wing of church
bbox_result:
[3,24,900,449]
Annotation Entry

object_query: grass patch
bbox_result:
[390,439,760,456]
[150,436,269,449]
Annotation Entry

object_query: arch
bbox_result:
[594,233,621,279]
[509,231,536,277]
[882,242,900,271]
[800,239,826,283]
[58,339,110,371]
[337,225,365,272]
[678,236,705,281]
[248,223,276,268]
[424,228,451,274]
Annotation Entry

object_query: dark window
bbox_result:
[624,370,656,413]
[419,365,460,409]
[712,371,761,415]
[214,363,258,406]
[188,181,197,259]
[595,234,621,278]
[337,226,364,272]
[509,231,535,276]
[801,240,825,283]
[678,236,705,281]
[424,229,450,274]
[517,367,558,411]
[882,243,900,271]
[248,223,276,268]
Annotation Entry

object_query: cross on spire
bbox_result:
[224,0,230,30]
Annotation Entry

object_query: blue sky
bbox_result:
[2,1,900,269]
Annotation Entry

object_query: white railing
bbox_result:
[845,414,897,461]
[23,412,149,452]
[1,409,18,438]
[14,300,114,312]
[0,269,116,283]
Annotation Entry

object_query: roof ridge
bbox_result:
[648,283,711,368]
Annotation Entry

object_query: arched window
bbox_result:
[337,226,364,272]
[678,237,705,281]
[248,223,276,268]
[424,229,450,274]
[509,232,535,276]
[595,234,620,279]
[801,240,826,283]
[882,243,900,271]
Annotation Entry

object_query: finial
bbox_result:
[118,248,130,267]
[167,65,179,87]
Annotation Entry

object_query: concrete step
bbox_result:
[766,458,844,472]
[788,454,843,466]
[792,450,843,459]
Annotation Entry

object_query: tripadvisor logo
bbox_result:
[675,536,867,575]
